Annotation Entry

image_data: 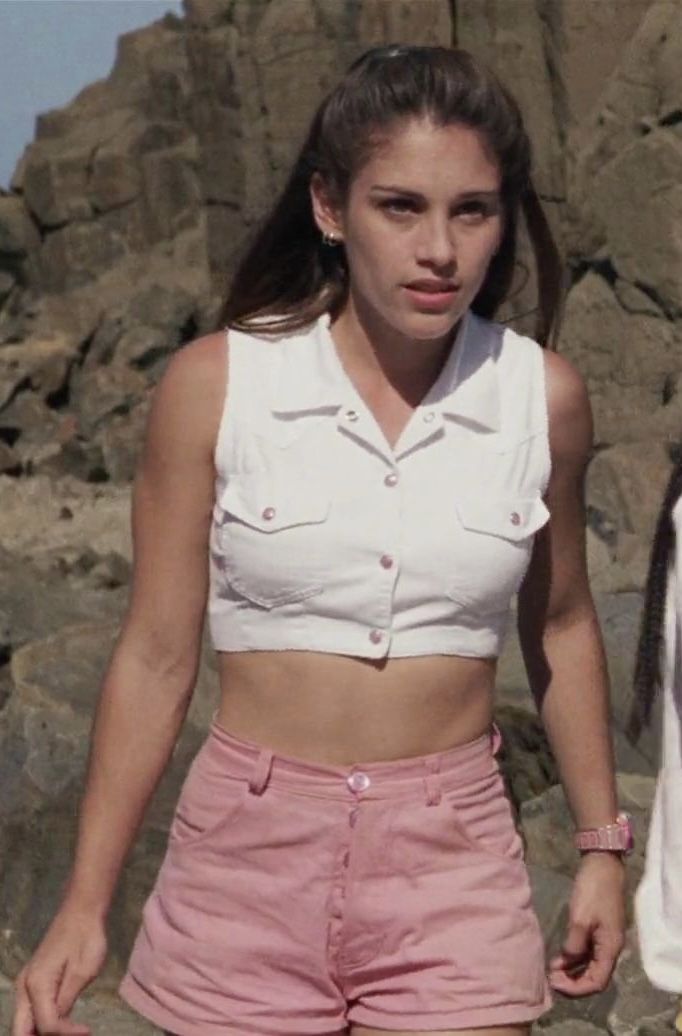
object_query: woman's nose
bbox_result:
[415,219,456,268]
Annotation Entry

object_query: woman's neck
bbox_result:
[330,293,458,405]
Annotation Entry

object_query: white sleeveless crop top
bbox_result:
[208,310,551,660]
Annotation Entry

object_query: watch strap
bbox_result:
[574,812,633,854]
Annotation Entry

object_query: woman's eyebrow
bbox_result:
[370,185,423,197]
[369,184,501,201]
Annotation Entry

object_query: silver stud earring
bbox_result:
[322,232,341,247]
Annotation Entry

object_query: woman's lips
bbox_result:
[403,284,459,309]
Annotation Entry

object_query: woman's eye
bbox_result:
[381,198,417,215]
[455,202,490,222]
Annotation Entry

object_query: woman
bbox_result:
[13,45,626,1036]
[630,461,682,1011]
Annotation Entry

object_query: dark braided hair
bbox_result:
[629,455,682,742]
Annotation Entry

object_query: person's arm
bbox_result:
[517,349,626,997]
[13,332,228,1036]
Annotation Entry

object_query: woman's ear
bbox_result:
[310,173,344,244]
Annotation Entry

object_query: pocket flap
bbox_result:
[455,495,550,541]
[216,476,330,532]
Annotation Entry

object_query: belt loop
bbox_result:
[248,747,274,795]
[423,755,442,807]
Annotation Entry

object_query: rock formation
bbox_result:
[1,0,681,1031]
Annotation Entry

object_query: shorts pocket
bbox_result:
[444,767,524,863]
[212,473,330,608]
[169,744,249,852]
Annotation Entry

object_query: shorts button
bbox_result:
[262,506,276,520]
[348,771,371,792]
[384,472,399,487]
[369,629,384,644]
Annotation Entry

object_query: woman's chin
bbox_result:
[393,307,463,343]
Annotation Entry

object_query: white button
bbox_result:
[262,506,276,520]
[347,771,371,792]
[380,554,394,570]
[345,409,359,422]
[510,511,522,526]
[369,629,384,644]
[422,411,436,423]
[384,472,399,487]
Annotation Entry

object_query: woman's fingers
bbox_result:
[12,912,107,1035]
[55,962,96,1023]
[549,928,622,997]
[23,966,91,1036]
[11,971,35,1036]
[560,919,590,961]
[548,962,605,997]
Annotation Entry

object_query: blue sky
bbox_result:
[0,0,183,188]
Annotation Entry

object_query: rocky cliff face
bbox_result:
[3,0,678,563]
[1,1,681,1031]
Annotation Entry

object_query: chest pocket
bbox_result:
[446,494,550,617]
[213,474,330,608]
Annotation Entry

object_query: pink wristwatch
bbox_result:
[574,812,634,856]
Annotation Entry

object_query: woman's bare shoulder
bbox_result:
[165,329,229,391]
[146,330,229,453]
[542,348,592,464]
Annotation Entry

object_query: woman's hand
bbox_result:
[548,851,626,996]
[12,907,107,1036]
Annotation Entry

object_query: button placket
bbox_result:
[367,462,400,654]
[394,409,444,461]
[336,407,395,467]
[366,599,394,649]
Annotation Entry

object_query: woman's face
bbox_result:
[316,117,504,343]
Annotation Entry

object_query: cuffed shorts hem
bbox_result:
[121,967,553,1036]
[119,975,198,1036]
[348,993,554,1031]
[120,973,341,1036]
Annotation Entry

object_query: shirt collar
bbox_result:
[436,312,500,432]
[270,310,500,433]
[270,315,347,414]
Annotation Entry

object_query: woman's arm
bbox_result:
[13,332,228,1036]
[517,349,625,997]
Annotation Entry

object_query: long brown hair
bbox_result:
[220,45,563,347]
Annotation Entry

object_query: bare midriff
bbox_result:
[214,651,497,765]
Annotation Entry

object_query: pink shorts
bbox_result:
[120,721,552,1035]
